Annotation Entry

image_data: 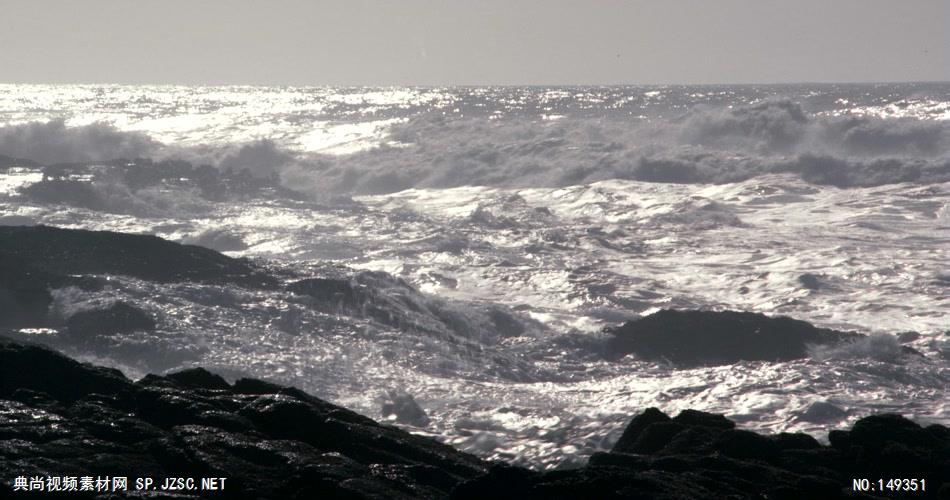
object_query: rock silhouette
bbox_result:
[2,339,946,499]
[453,407,950,499]
[0,339,485,499]
[605,309,866,366]
[0,225,277,290]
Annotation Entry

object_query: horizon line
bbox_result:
[2,80,949,88]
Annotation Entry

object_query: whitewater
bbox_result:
[0,83,948,469]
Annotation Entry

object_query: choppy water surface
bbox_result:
[1,84,948,469]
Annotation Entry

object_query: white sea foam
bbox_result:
[1,83,948,469]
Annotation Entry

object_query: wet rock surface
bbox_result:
[288,270,540,351]
[0,339,486,499]
[65,302,157,338]
[453,407,950,499]
[605,309,868,366]
[0,253,103,328]
[0,225,277,291]
[381,390,431,427]
[1,339,947,498]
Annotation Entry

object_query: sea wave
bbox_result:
[0,119,159,165]
[2,100,950,199]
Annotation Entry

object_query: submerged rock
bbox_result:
[797,401,849,423]
[288,270,538,347]
[798,272,823,290]
[605,309,865,366]
[65,301,156,338]
[181,228,249,252]
[0,253,101,328]
[453,407,950,499]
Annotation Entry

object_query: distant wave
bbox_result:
[2,100,950,195]
[0,119,159,165]
[282,100,950,193]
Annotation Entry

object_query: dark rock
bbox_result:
[605,309,864,366]
[0,339,485,499]
[672,409,736,429]
[381,390,431,427]
[65,301,156,337]
[0,341,131,403]
[287,272,425,331]
[181,228,248,252]
[712,429,782,461]
[612,407,671,453]
[0,257,59,328]
[798,401,848,423]
[232,377,285,395]
[165,367,231,391]
[289,276,370,308]
[287,270,539,363]
[655,425,719,455]
[897,331,921,343]
[847,414,935,450]
[625,421,688,454]
[0,253,106,328]
[798,273,823,290]
[20,179,109,211]
[772,432,822,450]
[4,338,949,498]
[455,406,950,499]
[489,308,526,337]
[450,464,536,499]
[0,225,277,290]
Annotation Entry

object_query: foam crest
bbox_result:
[0,119,159,165]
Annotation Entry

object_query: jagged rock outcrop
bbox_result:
[453,407,950,499]
[2,340,946,498]
[0,339,486,499]
[605,309,867,366]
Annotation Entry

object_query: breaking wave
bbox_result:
[0,119,160,165]
[286,100,950,193]
[2,85,949,469]
[808,334,907,363]
[2,99,950,199]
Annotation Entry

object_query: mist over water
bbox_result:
[1,83,948,469]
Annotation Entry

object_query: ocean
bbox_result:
[1,83,948,469]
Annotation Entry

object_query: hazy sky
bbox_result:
[1,0,948,85]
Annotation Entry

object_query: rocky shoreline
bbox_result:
[2,225,947,497]
[1,339,947,499]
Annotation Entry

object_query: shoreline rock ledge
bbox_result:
[453,407,950,499]
[0,338,486,499]
[2,339,947,499]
